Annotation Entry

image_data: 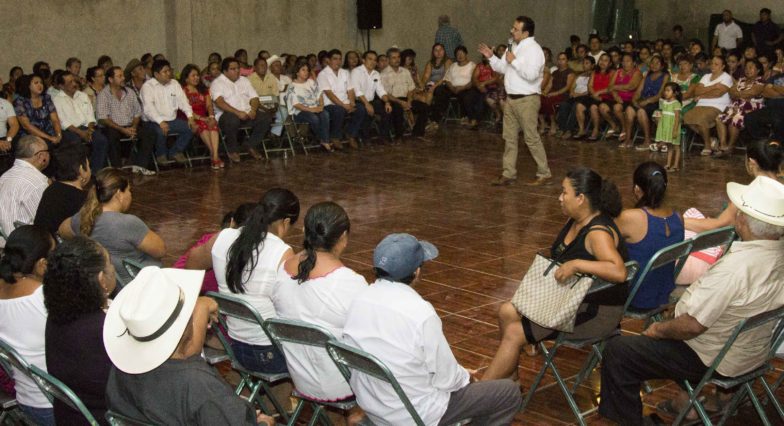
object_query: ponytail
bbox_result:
[226,204,270,294]
[79,186,103,236]
[633,161,668,209]
[747,139,783,173]
[567,167,622,218]
[293,201,349,284]
[599,179,622,218]
[294,235,319,284]
[0,225,53,284]
[225,188,300,293]
[78,168,129,236]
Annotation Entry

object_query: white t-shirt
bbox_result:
[445,61,476,87]
[0,98,16,138]
[316,68,353,106]
[271,264,368,400]
[0,286,51,408]
[574,75,590,95]
[695,72,733,111]
[209,74,259,120]
[212,228,291,346]
[714,22,743,49]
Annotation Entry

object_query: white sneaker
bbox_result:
[710,137,718,151]
[131,165,156,176]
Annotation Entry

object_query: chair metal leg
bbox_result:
[286,399,305,426]
[259,380,290,423]
[760,376,784,421]
[549,349,587,426]
[571,344,602,393]
[520,341,555,411]
[674,381,711,426]
[307,404,324,426]
[746,382,773,426]
[717,384,749,426]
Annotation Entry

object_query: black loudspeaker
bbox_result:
[357,0,382,30]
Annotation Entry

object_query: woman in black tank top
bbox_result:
[483,167,629,381]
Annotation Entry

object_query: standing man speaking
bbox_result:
[480,16,552,186]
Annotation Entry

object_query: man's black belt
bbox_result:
[508,93,536,100]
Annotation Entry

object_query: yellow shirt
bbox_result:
[675,239,784,377]
[247,72,278,97]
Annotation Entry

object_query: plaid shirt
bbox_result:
[435,24,464,60]
[96,86,141,127]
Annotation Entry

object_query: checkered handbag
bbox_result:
[510,253,595,332]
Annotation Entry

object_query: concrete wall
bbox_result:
[637,0,782,44]
[0,0,592,79]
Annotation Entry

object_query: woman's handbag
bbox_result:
[510,253,595,332]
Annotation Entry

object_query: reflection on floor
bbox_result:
[130,125,782,425]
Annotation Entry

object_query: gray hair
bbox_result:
[15,135,45,159]
[438,15,450,25]
[745,212,784,240]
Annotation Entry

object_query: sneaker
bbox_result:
[524,176,553,186]
[131,165,156,176]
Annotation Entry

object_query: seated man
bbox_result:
[104,267,273,425]
[381,48,419,141]
[247,57,280,135]
[140,59,195,165]
[316,49,367,150]
[350,50,393,143]
[342,234,521,425]
[745,73,784,141]
[96,66,156,175]
[599,176,784,425]
[52,71,110,172]
[0,135,49,247]
[210,57,271,163]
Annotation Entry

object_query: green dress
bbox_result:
[655,99,682,145]
[671,72,700,114]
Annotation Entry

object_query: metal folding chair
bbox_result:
[205,292,290,421]
[624,239,694,323]
[520,261,640,426]
[122,258,144,280]
[105,410,155,426]
[284,115,320,155]
[442,96,462,124]
[28,365,99,425]
[264,318,357,426]
[673,306,784,426]
[688,226,736,257]
[325,340,470,426]
[0,342,24,425]
[0,387,20,425]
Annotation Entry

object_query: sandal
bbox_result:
[524,344,539,357]
[572,132,586,140]
[660,145,669,153]
[605,129,617,138]
[585,135,599,142]
[649,143,659,152]
[700,148,713,156]
[320,142,335,153]
[617,132,627,142]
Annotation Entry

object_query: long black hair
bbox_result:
[293,202,351,284]
[633,161,668,209]
[178,64,208,95]
[225,189,300,293]
[0,225,53,284]
[567,167,622,218]
[747,139,783,173]
[43,237,107,324]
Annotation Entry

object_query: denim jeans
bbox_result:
[19,404,55,426]
[231,341,288,374]
[61,126,110,172]
[294,110,330,142]
[149,118,192,157]
[324,103,367,139]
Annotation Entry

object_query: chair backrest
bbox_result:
[326,340,426,426]
[0,338,32,380]
[703,306,784,381]
[205,291,274,362]
[105,410,156,426]
[263,318,335,353]
[122,259,144,280]
[587,261,639,297]
[689,226,736,258]
[12,221,28,230]
[625,240,692,311]
[28,365,98,425]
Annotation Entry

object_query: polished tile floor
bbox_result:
[130,126,782,425]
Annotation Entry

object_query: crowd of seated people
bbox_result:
[0,7,782,426]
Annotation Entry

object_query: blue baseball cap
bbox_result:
[373,233,439,281]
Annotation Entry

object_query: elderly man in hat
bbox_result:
[342,234,522,426]
[103,267,274,425]
[599,176,784,425]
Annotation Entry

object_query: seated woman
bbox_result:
[286,61,332,152]
[637,46,652,75]
[608,53,642,142]
[13,74,63,148]
[179,64,222,169]
[540,52,575,137]
[432,46,476,127]
[33,143,90,237]
[420,43,452,131]
[272,201,369,401]
[679,139,782,284]
[209,189,299,374]
[623,55,669,150]
[615,162,684,310]
[482,168,628,380]
[179,202,256,295]
[65,168,165,284]
[0,225,56,425]
[713,59,765,157]
[558,56,594,140]
[44,236,115,425]
[683,56,733,156]
[574,54,615,141]
[670,55,701,116]
[467,53,501,130]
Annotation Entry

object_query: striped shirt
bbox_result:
[0,160,48,247]
[96,86,142,127]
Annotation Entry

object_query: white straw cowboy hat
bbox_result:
[266,55,282,66]
[727,176,784,227]
[103,266,204,374]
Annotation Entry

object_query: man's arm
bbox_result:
[642,313,708,341]
[423,315,470,392]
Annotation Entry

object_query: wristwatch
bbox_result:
[5,137,11,142]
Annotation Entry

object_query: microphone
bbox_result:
[507,38,514,51]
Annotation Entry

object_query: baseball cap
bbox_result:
[373,233,438,281]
